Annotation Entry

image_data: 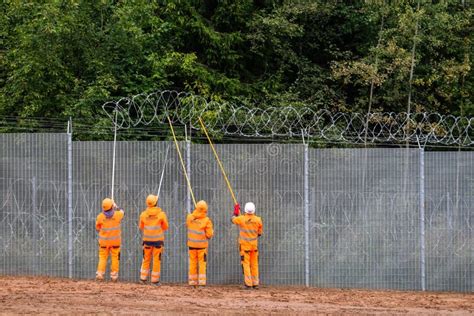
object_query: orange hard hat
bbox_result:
[146,194,158,207]
[102,198,114,211]
[196,200,208,211]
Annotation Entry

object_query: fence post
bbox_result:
[67,119,73,279]
[303,142,310,287]
[419,147,426,291]
[446,191,452,229]
[186,136,191,214]
[32,176,37,271]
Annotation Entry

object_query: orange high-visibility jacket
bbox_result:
[232,214,263,251]
[96,210,124,247]
[186,209,213,248]
[139,207,169,243]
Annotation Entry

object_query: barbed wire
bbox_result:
[102,90,473,146]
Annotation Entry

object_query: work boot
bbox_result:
[95,272,105,282]
[139,279,147,285]
[110,272,119,282]
[253,285,259,290]
[151,281,160,286]
[243,285,252,290]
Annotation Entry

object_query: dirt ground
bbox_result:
[0,276,472,315]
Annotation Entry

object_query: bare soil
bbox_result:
[0,276,472,315]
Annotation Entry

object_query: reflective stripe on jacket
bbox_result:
[96,210,124,247]
[139,207,168,243]
[186,211,213,248]
[232,214,263,251]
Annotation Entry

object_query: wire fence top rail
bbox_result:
[102,90,474,147]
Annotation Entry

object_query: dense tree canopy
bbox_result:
[0,1,472,137]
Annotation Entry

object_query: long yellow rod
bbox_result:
[198,117,237,205]
[167,116,197,207]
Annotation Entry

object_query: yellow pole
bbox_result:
[198,117,237,205]
[167,116,197,207]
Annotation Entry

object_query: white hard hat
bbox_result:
[244,202,255,214]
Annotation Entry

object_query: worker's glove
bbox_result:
[233,203,240,216]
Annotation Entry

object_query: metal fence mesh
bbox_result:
[0,134,472,292]
[0,134,68,277]
[72,141,188,282]
[191,144,305,285]
[309,149,421,290]
[425,152,474,291]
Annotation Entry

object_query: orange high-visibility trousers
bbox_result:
[140,245,163,283]
[188,248,207,285]
[96,246,120,281]
[241,249,259,287]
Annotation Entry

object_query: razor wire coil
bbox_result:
[102,90,474,146]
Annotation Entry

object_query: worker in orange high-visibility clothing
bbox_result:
[232,202,263,289]
[186,200,213,286]
[139,194,169,285]
[96,198,125,282]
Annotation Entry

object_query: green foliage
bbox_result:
[0,1,472,138]
[331,1,473,115]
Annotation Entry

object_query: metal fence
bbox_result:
[0,134,472,292]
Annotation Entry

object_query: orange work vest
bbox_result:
[96,210,124,247]
[186,214,212,248]
[232,214,263,251]
[140,207,167,242]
